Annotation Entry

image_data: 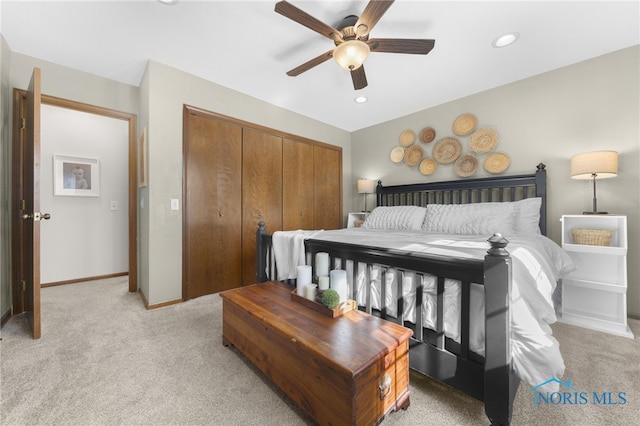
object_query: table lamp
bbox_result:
[357,179,376,212]
[570,150,618,214]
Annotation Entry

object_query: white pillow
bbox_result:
[422,203,517,235]
[362,206,427,231]
[514,198,542,234]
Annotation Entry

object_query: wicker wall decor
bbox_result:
[419,158,437,175]
[399,129,416,146]
[433,137,462,164]
[419,127,436,143]
[389,113,510,178]
[452,113,477,136]
[404,145,424,166]
[454,154,478,177]
[390,146,405,163]
[469,128,498,153]
[484,152,511,173]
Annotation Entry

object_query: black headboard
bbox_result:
[376,163,547,235]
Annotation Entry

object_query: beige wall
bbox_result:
[39,105,130,283]
[10,54,139,116]
[2,45,637,319]
[1,53,350,309]
[140,60,351,305]
[351,46,640,316]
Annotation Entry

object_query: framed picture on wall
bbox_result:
[138,127,147,188]
[53,155,100,197]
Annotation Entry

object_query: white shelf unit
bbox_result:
[559,214,633,338]
[347,212,369,228]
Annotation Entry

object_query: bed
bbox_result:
[255,163,574,426]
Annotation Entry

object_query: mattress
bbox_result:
[308,228,576,391]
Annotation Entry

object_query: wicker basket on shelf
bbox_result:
[571,228,613,246]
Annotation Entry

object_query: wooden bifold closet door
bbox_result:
[282,139,314,230]
[183,106,342,299]
[313,146,341,230]
[183,110,243,299]
[241,128,283,286]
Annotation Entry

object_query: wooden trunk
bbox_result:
[220,281,412,426]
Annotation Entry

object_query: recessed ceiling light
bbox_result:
[157,0,178,5]
[492,32,519,48]
[354,96,368,104]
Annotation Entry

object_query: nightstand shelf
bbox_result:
[347,212,369,228]
[559,214,633,338]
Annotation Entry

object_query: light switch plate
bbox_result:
[171,198,180,211]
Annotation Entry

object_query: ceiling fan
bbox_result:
[275,0,435,90]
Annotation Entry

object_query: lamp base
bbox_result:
[583,211,608,215]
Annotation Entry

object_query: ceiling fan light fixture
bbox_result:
[333,40,370,71]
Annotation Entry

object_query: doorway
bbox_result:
[12,91,138,330]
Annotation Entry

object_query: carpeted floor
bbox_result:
[1,277,639,425]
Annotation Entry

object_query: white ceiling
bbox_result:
[2,1,638,131]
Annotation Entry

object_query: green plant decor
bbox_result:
[321,289,340,309]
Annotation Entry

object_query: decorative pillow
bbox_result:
[514,197,542,234]
[422,203,517,235]
[362,206,427,231]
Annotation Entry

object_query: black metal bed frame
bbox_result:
[256,163,547,426]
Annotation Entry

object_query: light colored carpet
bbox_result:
[1,277,639,425]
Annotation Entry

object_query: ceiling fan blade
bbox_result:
[355,0,395,36]
[368,38,435,55]
[286,50,334,76]
[275,1,342,41]
[350,66,368,90]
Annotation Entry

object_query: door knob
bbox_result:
[22,212,51,221]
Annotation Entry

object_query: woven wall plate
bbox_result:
[452,113,477,136]
[433,137,462,164]
[390,146,405,163]
[454,154,478,177]
[484,152,511,174]
[419,127,436,144]
[404,145,424,166]
[399,129,416,147]
[419,158,437,175]
[469,128,498,153]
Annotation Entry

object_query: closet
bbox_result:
[183,106,342,299]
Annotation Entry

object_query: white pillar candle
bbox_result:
[318,275,330,291]
[304,284,317,301]
[330,269,348,302]
[315,252,330,277]
[297,265,312,296]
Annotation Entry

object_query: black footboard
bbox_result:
[256,223,519,426]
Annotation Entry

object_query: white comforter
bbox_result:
[307,228,575,391]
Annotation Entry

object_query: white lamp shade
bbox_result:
[570,150,618,180]
[333,40,370,71]
[357,179,376,194]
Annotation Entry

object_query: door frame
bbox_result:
[12,91,138,315]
